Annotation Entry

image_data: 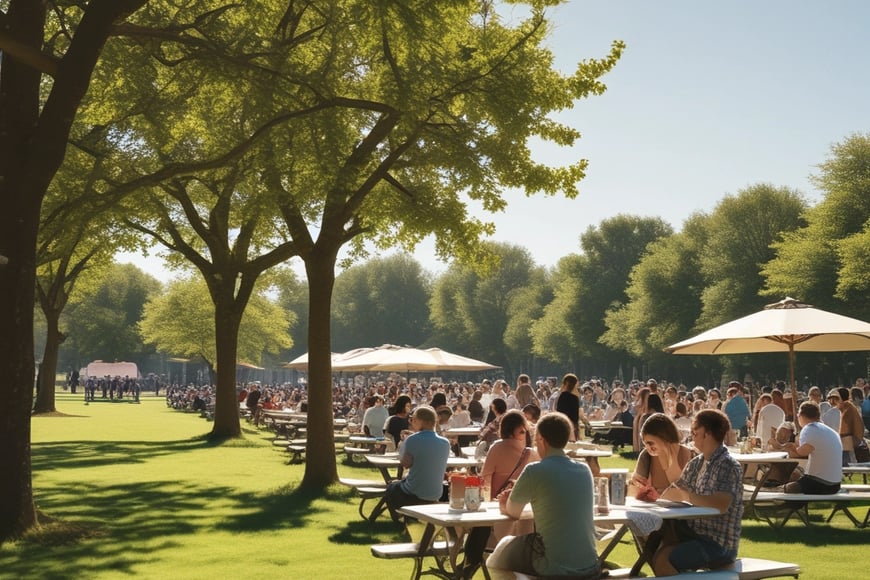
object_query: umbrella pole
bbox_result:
[789,345,797,421]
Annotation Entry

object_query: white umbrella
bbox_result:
[331,344,499,372]
[282,347,376,371]
[665,297,870,418]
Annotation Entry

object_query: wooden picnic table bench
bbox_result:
[748,489,870,528]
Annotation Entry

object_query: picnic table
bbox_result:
[385,498,720,580]
[365,454,482,484]
[845,462,870,484]
[566,445,613,475]
[443,425,482,447]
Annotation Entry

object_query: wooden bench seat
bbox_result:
[603,557,798,580]
[371,540,452,580]
[343,446,371,463]
[339,477,388,521]
[516,570,738,579]
[731,557,800,579]
[286,444,306,463]
[749,490,870,527]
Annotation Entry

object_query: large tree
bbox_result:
[63,263,161,364]
[429,243,543,377]
[0,0,149,540]
[531,215,672,375]
[254,2,623,489]
[15,0,622,496]
[139,276,292,377]
[696,183,806,329]
[763,133,870,319]
[331,254,431,351]
[601,214,709,376]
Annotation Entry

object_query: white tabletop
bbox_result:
[398,497,719,529]
[365,454,482,469]
[444,426,483,437]
[729,450,798,463]
[567,448,613,458]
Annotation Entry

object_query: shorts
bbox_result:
[667,522,735,572]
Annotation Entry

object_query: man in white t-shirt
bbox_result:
[784,401,842,494]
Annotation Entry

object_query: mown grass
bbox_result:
[1,391,866,578]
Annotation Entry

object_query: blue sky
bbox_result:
[119,1,870,279]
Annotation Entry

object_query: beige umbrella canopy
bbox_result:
[282,347,376,371]
[331,344,499,373]
[665,297,870,418]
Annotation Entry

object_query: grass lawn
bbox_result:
[1,391,866,579]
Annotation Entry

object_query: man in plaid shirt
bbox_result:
[654,409,744,575]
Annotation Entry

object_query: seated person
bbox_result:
[383,405,450,524]
[653,410,743,575]
[449,402,472,428]
[435,406,453,437]
[478,398,508,447]
[362,394,389,438]
[783,401,842,494]
[461,410,540,579]
[486,412,600,579]
[384,395,412,448]
[762,421,801,487]
[629,413,694,500]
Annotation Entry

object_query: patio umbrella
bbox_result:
[282,347,376,371]
[331,344,499,373]
[665,297,870,419]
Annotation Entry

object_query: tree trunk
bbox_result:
[209,285,243,438]
[300,248,339,490]
[0,0,149,541]
[0,1,49,542]
[33,314,62,414]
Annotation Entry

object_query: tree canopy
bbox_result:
[139,276,293,373]
[763,133,870,319]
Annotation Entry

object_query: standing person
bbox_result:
[245,385,262,426]
[629,413,694,497]
[771,383,790,419]
[836,386,865,465]
[384,405,450,524]
[362,395,389,438]
[724,382,751,438]
[486,412,601,579]
[555,373,582,441]
[822,390,842,430]
[653,410,743,575]
[461,410,540,579]
[860,379,870,435]
[514,374,537,409]
[783,401,842,494]
[385,395,413,448]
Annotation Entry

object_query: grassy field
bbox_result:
[1,391,866,579]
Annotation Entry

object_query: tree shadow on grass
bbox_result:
[1,479,330,578]
[328,517,406,546]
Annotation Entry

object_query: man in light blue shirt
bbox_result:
[384,405,450,523]
[487,412,600,579]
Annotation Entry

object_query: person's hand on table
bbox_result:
[659,480,690,502]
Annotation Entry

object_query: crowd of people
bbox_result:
[343,372,868,578]
[157,370,870,576]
